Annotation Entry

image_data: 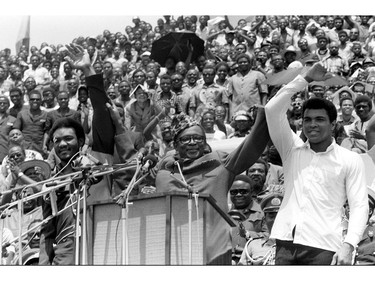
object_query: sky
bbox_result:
[1,0,366,55]
[0,15,248,54]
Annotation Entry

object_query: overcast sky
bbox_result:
[0,0,367,54]
[0,15,248,54]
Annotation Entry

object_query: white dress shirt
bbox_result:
[265,75,368,252]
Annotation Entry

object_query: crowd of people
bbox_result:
[1,14,375,265]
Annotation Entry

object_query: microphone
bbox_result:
[141,154,158,172]
[72,150,103,168]
[173,155,184,174]
[137,147,148,162]
[81,151,102,165]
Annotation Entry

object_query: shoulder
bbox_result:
[335,143,363,163]
[252,70,266,78]
[6,114,16,123]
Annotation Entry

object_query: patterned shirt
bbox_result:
[322,55,349,75]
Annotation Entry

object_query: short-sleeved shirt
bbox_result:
[322,55,349,75]
[23,66,51,85]
[152,91,181,122]
[231,201,266,258]
[190,83,228,119]
[227,70,268,119]
[45,108,81,132]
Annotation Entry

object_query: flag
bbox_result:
[15,16,30,54]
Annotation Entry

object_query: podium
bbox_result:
[86,191,235,265]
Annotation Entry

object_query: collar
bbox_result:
[202,83,220,89]
[327,54,343,59]
[243,200,262,214]
[301,137,335,153]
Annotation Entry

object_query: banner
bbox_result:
[15,16,30,54]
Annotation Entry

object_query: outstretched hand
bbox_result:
[64,43,96,78]
[302,63,333,83]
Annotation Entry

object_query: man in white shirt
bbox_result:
[23,55,51,86]
[265,63,368,265]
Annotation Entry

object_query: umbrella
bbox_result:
[150,31,205,67]
[265,67,348,86]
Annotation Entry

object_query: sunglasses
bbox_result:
[230,189,249,196]
[178,135,205,145]
[355,105,369,110]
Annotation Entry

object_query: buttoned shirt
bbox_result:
[227,70,267,120]
[23,65,51,85]
[190,83,228,119]
[179,83,201,115]
[231,201,266,257]
[45,108,81,133]
[322,55,350,75]
[265,75,368,252]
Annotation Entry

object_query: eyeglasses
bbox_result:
[355,105,369,110]
[230,189,249,196]
[178,135,205,145]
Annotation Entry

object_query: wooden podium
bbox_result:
[86,191,235,265]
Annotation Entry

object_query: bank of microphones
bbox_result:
[136,148,157,174]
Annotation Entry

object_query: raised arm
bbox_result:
[65,44,115,155]
[265,63,332,159]
[105,102,138,162]
[224,106,270,175]
[143,106,168,141]
[343,16,356,29]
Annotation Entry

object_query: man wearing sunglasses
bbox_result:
[229,174,266,264]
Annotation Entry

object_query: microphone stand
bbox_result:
[121,160,141,265]
[0,162,137,265]
[0,213,4,265]
[117,158,151,265]
[170,161,197,265]
[74,167,91,265]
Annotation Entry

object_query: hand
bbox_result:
[331,243,354,265]
[64,43,91,71]
[187,42,194,54]
[7,159,21,176]
[349,129,365,140]
[43,145,49,155]
[105,102,126,134]
[302,63,333,83]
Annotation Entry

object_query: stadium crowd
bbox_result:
[1,15,375,265]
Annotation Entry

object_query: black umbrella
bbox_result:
[150,31,205,67]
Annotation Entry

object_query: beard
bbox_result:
[249,178,265,195]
